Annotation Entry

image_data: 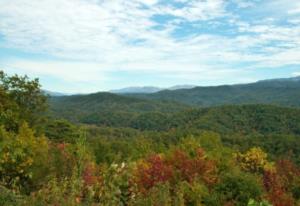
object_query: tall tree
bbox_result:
[0,70,47,131]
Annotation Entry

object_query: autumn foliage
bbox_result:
[133,148,217,194]
[263,159,300,206]
[2,71,300,205]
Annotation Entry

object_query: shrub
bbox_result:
[0,123,49,193]
[214,172,262,206]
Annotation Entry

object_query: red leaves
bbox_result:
[55,142,71,159]
[263,170,280,193]
[169,150,194,182]
[133,148,217,193]
[57,143,66,151]
[263,169,288,205]
[82,163,99,187]
[263,159,299,206]
[135,154,173,192]
[276,159,300,189]
[168,148,217,185]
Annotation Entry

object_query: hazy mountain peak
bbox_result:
[43,90,68,96]
[257,76,300,83]
[167,85,197,90]
[110,85,197,94]
[110,86,162,94]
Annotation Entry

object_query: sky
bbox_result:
[0,0,300,93]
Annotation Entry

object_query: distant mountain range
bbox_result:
[48,75,300,126]
[109,85,196,94]
[45,85,196,96]
[46,76,300,97]
[43,90,67,97]
[257,76,300,83]
[126,76,300,107]
[109,86,162,94]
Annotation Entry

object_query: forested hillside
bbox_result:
[50,92,300,135]
[1,71,300,206]
[127,77,300,107]
[49,92,188,124]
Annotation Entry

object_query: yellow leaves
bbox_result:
[264,161,276,173]
[0,123,49,190]
[235,147,271,173]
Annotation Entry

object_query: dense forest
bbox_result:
[1,70,300,206]
[126,77,300,107]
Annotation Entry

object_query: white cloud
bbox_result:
[156,0,227,21]
[0,0,299,87]
[292,72,300,77]
[232,0,257,8]
[4,60,107,82]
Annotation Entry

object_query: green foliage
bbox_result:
[131,183,172,206]
[0,185,23,206]
[51,95,300,136]
[0,123,49,193]
[0,70,47,131]
[213,172,262,206]
[44,119,80,142]
[49,92,188,125]
[128,77,300,107]
[2,71,300,205]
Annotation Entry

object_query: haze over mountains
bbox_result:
[49,75,300,126]
[109,85,196,94]
[50,75,300,104]
[48,76,300,96]
[127,76,300,107]
[43,90,68,97]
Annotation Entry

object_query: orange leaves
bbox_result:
[263,170,294,206]
[276,159,300,188]
[168,148,217,185]
[235,148,300,205]
[263,159,300,206]
[133,148,217,193]
[135,154,173,192]
[82,163,100,187]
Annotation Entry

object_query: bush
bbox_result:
[0,123,49,193]
[213,172,262,206]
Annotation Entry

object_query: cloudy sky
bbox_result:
[0,0,300,93]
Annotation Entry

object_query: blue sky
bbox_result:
[0,0,300,93]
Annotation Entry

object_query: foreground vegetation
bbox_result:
[1,70,300,205]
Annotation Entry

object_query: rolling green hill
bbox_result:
[50,92,300,135]
[49,76,300,134]
[127,76,300,107]
[49,92,189,124]
[174,104,300,135]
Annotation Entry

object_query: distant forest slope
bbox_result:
[49,76,300,135]
[50,94,300,135]
[174,104,300,135]
[127,76,300,107]
[49,92,189,123]
[134,104,300,135]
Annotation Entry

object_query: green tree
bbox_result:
[0,70,47,131]
[0,123,49,193]
[212,172,262,206]
[44,119,80,142]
